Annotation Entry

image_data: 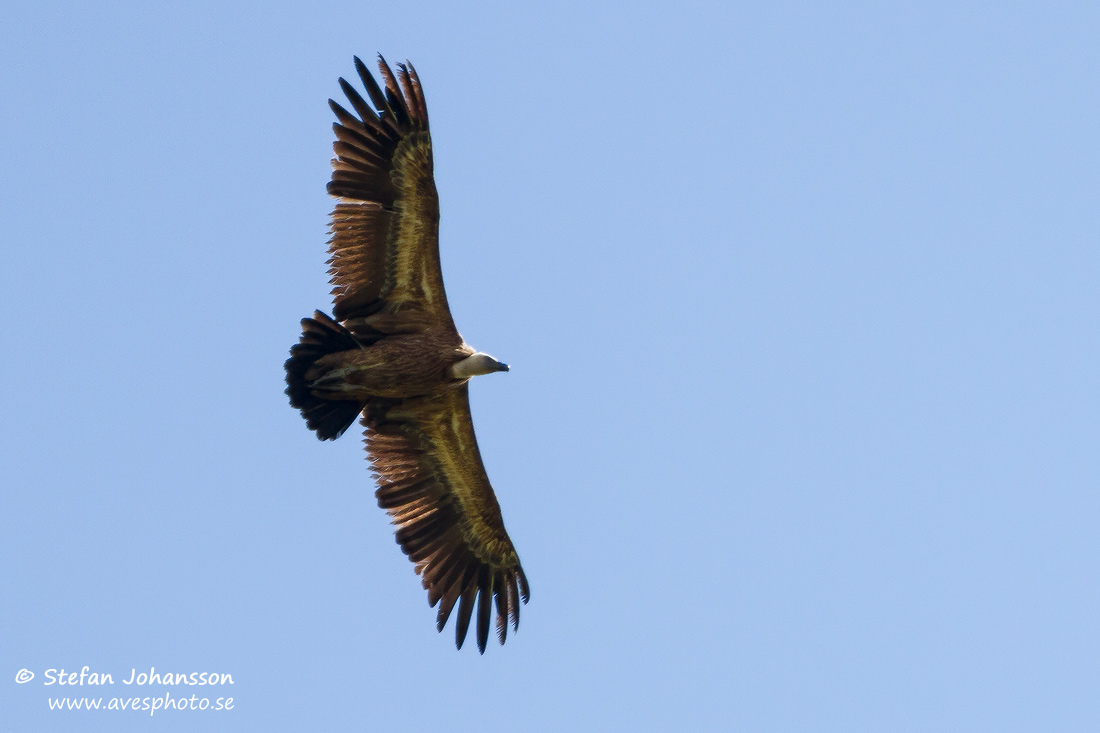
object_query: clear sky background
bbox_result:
[2,1,1099,730]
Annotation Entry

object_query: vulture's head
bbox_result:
[450,352,510,379]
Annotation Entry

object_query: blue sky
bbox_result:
[2,1,1099,730]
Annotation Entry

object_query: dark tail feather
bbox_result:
[285,311,363,440]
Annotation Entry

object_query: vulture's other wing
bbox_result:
[326,56,452,332]
[364,386,529,653]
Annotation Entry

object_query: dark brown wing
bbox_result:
[326,56,453,332]
[364,385,529,653]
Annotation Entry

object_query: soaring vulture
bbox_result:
[285,55,528,653]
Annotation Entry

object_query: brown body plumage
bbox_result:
[284,56,528,653]
[310,328,468,399]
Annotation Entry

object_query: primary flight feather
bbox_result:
[285,55,528,653]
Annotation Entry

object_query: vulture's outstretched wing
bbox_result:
[326,56,453,332]
[365,386,529,653]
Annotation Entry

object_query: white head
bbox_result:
[450,352,510,380]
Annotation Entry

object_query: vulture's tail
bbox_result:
[285,311,363,440]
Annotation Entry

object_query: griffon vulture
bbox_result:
[285,55,528,653]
